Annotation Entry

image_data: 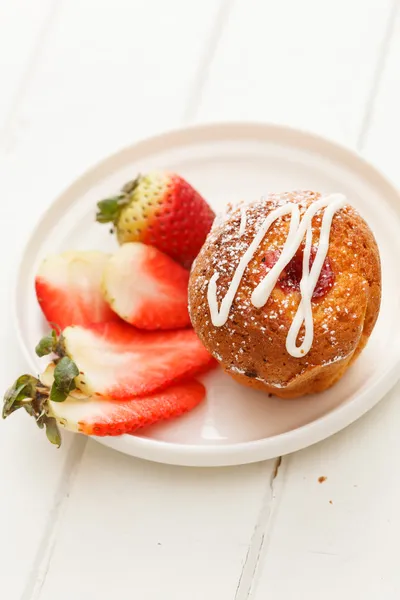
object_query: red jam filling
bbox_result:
[260,246,334,299]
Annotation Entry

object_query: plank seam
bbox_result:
[20,436,87,600]
[234,456,285,600]
[183,0,237,124]
[0,0,62,154]
[357,0,400,151]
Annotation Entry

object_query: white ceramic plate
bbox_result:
[15,122,400,467]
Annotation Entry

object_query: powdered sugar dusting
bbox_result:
[190,191,370,387]
[208,193,346,357]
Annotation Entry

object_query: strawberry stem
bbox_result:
[35,331,78,402]
[2,375,62,447]
[3,332,80,445]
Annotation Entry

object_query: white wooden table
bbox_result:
[1,1,400,598]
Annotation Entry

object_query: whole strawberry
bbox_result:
[96,172,215,268]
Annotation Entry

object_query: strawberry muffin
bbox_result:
[189,191,381,398]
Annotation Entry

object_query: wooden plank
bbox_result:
[251,386,400,600]
[0,376,83,600]
[1,0,232,213]
[194,0,394,147]
[35,443,274,600]
[361,1,400,183]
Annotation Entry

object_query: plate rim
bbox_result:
[14,120,400,466]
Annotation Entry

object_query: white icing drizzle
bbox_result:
[208,193,347,358]
[239,206,247,236]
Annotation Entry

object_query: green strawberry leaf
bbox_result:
[35,330,58,357]
[3,372,63,447]
[3,374,40,417]
[51,356,79,402]
[49,384,68,403]
[121,176,140,195]
[96,178,139,224]
[44,416,62,447]
[96,196,124,223]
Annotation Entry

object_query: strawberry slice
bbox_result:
[3,366,205,446]
[102,243,190,330]
[35,251,119,329]
[51,380,205,436]
[58,322,214,399]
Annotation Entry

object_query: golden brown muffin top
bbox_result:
[189,191,381,388]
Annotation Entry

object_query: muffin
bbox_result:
[188,191,381,398]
